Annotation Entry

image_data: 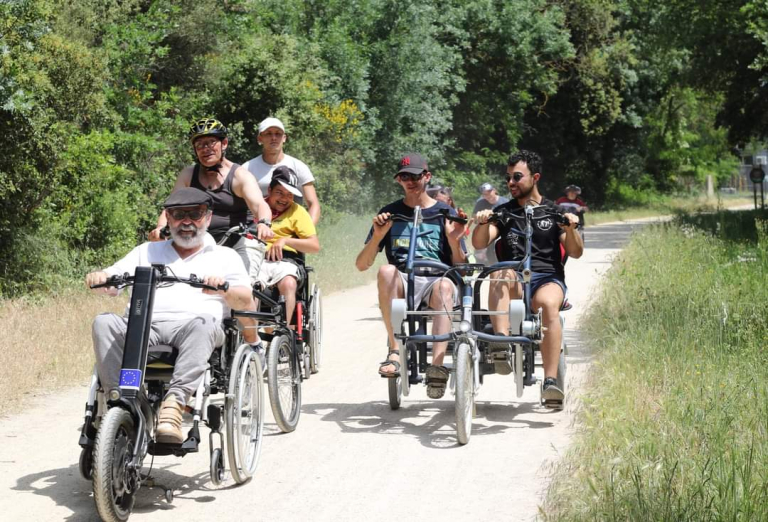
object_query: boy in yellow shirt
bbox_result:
[254,166,320,323]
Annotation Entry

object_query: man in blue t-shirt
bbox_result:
[356,153,467,399]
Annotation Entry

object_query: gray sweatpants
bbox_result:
[92,313,224,407]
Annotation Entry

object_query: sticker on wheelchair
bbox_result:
[245,237,267,283]
[119,368,142,389]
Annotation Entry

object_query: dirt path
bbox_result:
[0,220,649,522]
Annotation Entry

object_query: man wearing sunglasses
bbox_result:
[472,150,582,404]
[87,188,255,443]
[356,153,467,400]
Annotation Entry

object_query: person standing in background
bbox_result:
[472,182,509,265]
[242,117,321,225]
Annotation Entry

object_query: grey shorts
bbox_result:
[397,271,457,309]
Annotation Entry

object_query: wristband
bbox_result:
[257,219,272,227]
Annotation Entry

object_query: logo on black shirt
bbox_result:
[537,218,554,231]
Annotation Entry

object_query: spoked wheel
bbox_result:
[455,342,474,445]
[92,408,138,522]
[308,285,323,374]
[268,334,302,432]
[226,343,265,484]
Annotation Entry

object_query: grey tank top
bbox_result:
[190,163,250,240]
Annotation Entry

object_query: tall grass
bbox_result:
[0,215,381,414]
[543,210,768,520]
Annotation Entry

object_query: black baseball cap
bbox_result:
[395,152,428,177]
[272,166,302,197]
[163,187,213,209]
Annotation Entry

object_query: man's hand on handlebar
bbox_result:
[559,212,580,231]
[201,275,229,295]
[445,208,468,241]
[256,222,274,242]
[86,271,118,296]
[474,209,494,225]
[372,212,393,238]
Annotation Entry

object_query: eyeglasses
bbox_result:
[167,208,209,221]
[398,172,426,182]
[193,139,220,151]
[505,172,525,182]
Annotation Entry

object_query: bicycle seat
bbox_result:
[147,345,177,369]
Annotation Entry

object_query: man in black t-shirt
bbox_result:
[356,153,467,399]
[472,150,583,403]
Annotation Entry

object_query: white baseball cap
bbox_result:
[258,117,285,134]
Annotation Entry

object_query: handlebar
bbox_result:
[218,223,268,247]
[384,210,467,225]
[91,272,229,293]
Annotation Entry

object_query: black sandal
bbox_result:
[378,350,400,378]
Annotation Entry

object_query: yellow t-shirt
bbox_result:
[267,203,317,253]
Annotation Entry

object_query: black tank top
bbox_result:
[190,163,250,240]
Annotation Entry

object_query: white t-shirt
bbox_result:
[242,154,315,202]
[104,234,250,322]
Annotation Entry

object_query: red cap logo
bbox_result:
[401,157,411,167]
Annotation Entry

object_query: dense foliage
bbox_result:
[1,0,765,295]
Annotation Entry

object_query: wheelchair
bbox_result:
[222,225,323,433]
[78,266,264,522]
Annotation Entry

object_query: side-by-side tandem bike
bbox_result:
[387,205,569,444]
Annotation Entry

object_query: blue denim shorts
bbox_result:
[529,271,567,300]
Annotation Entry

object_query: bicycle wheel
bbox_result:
[455,342,474,445]
[308,284,323,374]
[268,334,302,432]
[388,375,402,410]
[226,343,265,484]
[92,407,137,522]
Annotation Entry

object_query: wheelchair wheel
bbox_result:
[226,343,265,484]
[79,446,93,480]
[308,284,323,374]
[268,334,302,432]
[92,408,137,522]
[210,448,225,486]
[455,342,474,445]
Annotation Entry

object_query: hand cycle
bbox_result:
[217,223,323,433]
[78,264,265,521]
[472,203,570,411]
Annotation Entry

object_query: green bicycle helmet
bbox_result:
[188,117,228,143]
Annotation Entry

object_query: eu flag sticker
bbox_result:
[119,369,142,389]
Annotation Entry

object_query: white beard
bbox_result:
[170,223,206,249]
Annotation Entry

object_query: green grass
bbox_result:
[543,209,768,521]
[313,213,384,293]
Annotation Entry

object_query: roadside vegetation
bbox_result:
[543,208,768,520]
